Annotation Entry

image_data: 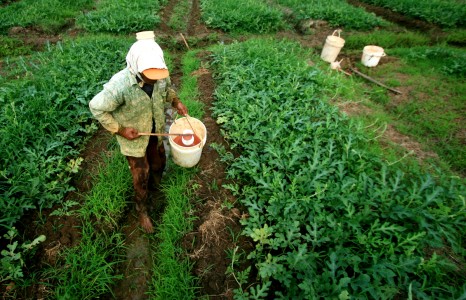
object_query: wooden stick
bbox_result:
[180,33,190,50]
[350,68,402,95]
[138,132,192,137]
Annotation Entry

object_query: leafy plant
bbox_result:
[1,227,46,283]
[49,200,80,217]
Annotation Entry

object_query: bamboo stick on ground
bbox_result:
[350,68,402,95]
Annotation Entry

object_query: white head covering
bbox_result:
[126,32,168,79]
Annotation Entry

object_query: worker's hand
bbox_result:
[117,126,139,140]
[174,102,188,116]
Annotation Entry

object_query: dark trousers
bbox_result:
[126,135,166,214]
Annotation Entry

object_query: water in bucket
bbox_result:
[169,117,207,168]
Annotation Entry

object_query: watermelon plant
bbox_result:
[209,38,465,299]
[358,0,466,28]
[274,0,389,30]
[76,0,167,33]
[0,36,132,229]
[200,0,286,33]
[0,0,93,34]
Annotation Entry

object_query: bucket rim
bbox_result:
[168,116,207,148]
[326,36,345,43]
[363,45,385,57]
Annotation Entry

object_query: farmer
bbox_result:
[89,31,188,233]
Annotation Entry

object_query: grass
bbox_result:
[51,224,125,300]
[344,30,431,50]
[179,50,204,118]
[347,45,466,175]
[79,149,132,229]
[149,163,199,300]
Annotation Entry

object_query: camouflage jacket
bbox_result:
[89,67,177,157]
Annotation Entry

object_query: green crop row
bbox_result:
[0,0,93,34]
[358,0,466,28]
[275,0,389,30]
[209,38,465,299]
[0,35,132,229]
[75,0,168,34]
[200,0,286,33]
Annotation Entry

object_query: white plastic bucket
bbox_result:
[361,45,386,67]
[168,116,207,168]
[320,30,345,63]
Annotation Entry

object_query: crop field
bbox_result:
[0,0,465,299]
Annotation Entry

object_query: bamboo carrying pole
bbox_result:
[138,132,192,137]
[350,68,402,95]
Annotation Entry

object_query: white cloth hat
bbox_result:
[136,31,155,40]
[126,35,168,79]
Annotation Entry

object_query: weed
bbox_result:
[50,200,80,217]
[51,225,125,300]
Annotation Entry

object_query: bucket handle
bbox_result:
[332,29,342,38]
[185,114,203,148]
[367,52,386,61]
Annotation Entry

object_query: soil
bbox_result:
[1,0,459,299]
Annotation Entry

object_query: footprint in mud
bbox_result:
[113,212,153,300]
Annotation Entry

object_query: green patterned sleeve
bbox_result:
[89,84,124,134]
